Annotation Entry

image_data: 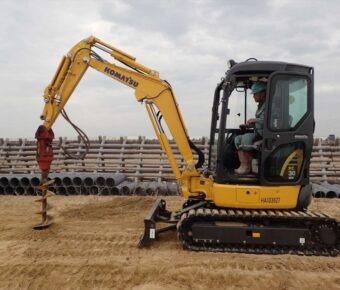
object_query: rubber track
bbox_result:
[177,208,340,256]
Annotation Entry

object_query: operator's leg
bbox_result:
[234,133,256,175]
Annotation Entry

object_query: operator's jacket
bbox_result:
[235,102,265,150]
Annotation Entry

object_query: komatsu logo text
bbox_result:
[104,67,139,88]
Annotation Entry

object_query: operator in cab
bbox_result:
[234,82,266,175]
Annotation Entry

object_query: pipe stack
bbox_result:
[3,174,340,199]
[321,183,340,198]
[116,181,137,195]
[0,174,41,195]
[3,136,340,184]
[48,173,127,196]
[0,173,127,196]
[0,173,182,196]
[312,182,340,198]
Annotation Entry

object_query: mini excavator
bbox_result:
[35,36,340,255]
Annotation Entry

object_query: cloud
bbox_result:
[0,0,339,139]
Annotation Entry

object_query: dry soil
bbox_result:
[0,196,339,290]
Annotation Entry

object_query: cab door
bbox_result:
[260,72,314,185]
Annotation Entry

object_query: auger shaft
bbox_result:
[34,126,55,229]
[41,170,49,223]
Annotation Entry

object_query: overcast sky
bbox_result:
[1,0,339,139]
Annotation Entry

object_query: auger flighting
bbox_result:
[33,125,55,229]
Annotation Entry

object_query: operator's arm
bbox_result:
[37,36,202,194]
[246,118,256,125]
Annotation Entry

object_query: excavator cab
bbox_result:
[209,60,314,188]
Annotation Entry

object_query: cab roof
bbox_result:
[227,60,313,76]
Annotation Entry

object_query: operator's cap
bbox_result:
[251,82,267,94]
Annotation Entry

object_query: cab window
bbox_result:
[269,76,309,131]
[227,89,245,129]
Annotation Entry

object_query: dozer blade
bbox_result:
[33,215,54,230]
[138,199,176,248]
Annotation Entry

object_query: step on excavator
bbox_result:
[35,36,340,255]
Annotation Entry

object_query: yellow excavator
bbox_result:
[35,36,339,256]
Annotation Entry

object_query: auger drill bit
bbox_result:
[33,171,55,229]
[34,125,55,230]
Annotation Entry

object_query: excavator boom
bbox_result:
[38,36,207,195]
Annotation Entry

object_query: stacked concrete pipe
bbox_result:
[167,182,179,196]
[116,181,137,195]
[312,183,328,198]
[135,182,148,196]
[0,173,182,197]
[0,177,9,195]
[0,174,40,195]
[48,172,127,196]
[311,182,340,198]
[0,173,126,196]
[4,174,340,199]
[319,182,340,198]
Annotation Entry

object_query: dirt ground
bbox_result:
[0,195,339,290]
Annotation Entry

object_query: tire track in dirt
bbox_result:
[162,257,340,274]
[22,238,138,260]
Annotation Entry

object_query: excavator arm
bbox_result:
[37,36,209,198]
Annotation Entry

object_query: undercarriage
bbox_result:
[139,199,340,256]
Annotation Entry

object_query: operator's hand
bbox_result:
[246,118,256,126]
